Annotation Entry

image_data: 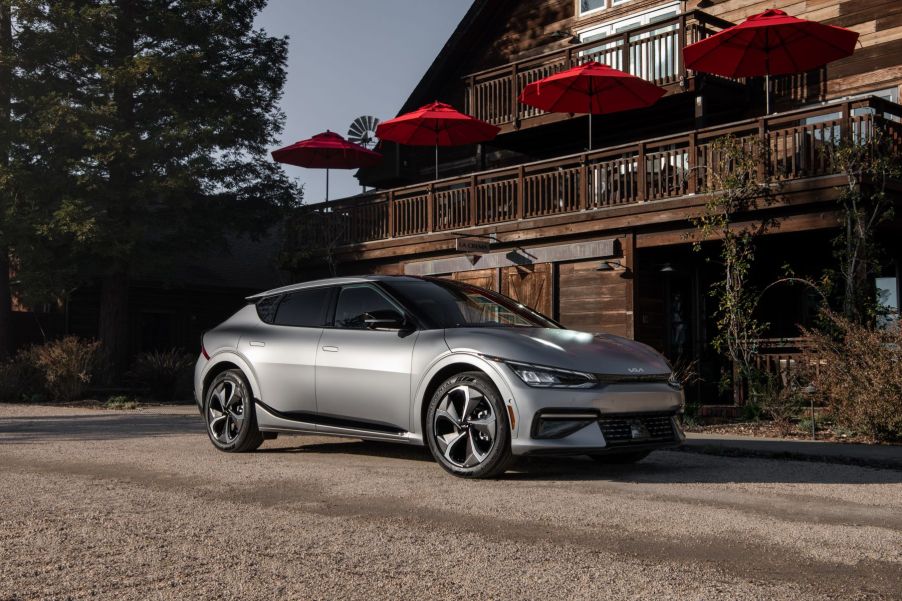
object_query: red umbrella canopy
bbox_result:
[375,101,500,147]
[518,61,666,115]
[683,8,859,78]
[271,130,382,169]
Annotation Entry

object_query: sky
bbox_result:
[256,0,472,204]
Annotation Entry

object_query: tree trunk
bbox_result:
[98,271,129,381]
[0,1,12,360]
[97,0,136,382]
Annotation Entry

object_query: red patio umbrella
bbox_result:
[375,101,500,179]
[519,61,666,150]
[683,8,859,113]
[271,130,382,202]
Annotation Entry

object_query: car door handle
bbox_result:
[249,341,265,347]
[321,345,339,352]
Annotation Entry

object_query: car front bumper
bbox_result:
[499,365,685,456]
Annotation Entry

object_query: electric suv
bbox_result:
[194,275,684,478]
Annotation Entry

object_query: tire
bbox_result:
[203,369,263,453]
[425,371,514,479]
[589,450,652,464]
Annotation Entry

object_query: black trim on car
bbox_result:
[255,400,407,435]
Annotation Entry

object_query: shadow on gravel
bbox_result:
[259,439,435,463]
[0,413,203,443]
[260,439,902,484]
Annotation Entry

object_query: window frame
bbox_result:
[578,0,609,18]
[328,283,412,331]
[268,286,336,329]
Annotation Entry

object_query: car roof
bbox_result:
[245,275,427,300]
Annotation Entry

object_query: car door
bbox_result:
[241,286,333,416]
[315,284,419,433]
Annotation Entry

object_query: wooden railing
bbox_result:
[462,10,734,128]
[308,97,902,248]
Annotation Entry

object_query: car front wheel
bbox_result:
[425,371,513,479]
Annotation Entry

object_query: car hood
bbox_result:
[443,327,670,376]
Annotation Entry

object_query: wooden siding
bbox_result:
[500,263,553,316]
[558,256,631,336]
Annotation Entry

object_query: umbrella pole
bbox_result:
[435,144,439,180]
[326,168,330,203]
[765,73,771,115]
[589,112,593,151]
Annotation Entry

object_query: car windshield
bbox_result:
[380,278,560,329]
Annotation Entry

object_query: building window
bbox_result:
[580,0,607,15]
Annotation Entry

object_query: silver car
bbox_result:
[194,275,684,478]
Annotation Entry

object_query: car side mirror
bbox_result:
[363,310,407,330]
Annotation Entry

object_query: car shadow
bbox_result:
[261,437,902,485]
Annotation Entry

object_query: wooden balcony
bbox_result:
[462,10,735,133]
[305,97,902,249]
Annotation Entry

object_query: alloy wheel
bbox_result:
[207,380,245,445]
[433,384,497,468]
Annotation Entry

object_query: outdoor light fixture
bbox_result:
[596,260,625,272]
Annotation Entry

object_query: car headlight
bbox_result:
[506,361,597,389]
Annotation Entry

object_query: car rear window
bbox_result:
[254,295,280,324]
[273,287,332,327]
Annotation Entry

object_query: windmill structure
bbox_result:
[348,116,380,193]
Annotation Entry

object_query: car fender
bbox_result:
[203,349,262,401]
[412,352,520,440]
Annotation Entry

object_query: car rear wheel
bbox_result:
[204,369,263,453]
[589,450,651,464]
[426,371,513,479]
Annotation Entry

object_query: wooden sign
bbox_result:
[456,237,491,254]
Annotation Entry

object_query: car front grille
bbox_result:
[598,413,677,445]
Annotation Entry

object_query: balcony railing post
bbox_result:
[840,100,852,144]
[467,75,475,117]
[427,184,434,233]
[579,154,588,210]
[637,142,646,201]
[758,117,768,181]
[516,165,525,219]
[511,64,519,126]
[565,46,573,70]
[469,174,478,226]
[621,31,631,74]
[387,190,395,238]
[686,132,697,194]
[678,14,687,86]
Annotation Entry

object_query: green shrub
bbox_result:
[127,348,194,402]
[105,395,138,410]
[19,337,101,403]
[0,357,45,403]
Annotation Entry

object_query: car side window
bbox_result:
[334,286,400,329]
[254,295,281,324]
[273,287,331,327]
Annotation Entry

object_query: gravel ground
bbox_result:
[0,403,900,601]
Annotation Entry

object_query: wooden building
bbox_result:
[300,0,902,404]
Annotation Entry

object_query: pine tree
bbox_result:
[14,0,298,377]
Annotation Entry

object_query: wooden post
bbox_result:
[579,154,588,210]
[467,76,475,118]
[387,190,395,238]
[840,100,852,143]
[516,165,525,219]
[677,14,687,85]
[621,31,631,73]
[469,174,477,227]
[687,131,697,194]
[510,64,519,126]
[757,117,767,182]
[565,47,573,70]
[637,142,647,201]
[427,184,434,233]
[623,231,637,340]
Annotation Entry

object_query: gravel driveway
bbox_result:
[1,403,900,600]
